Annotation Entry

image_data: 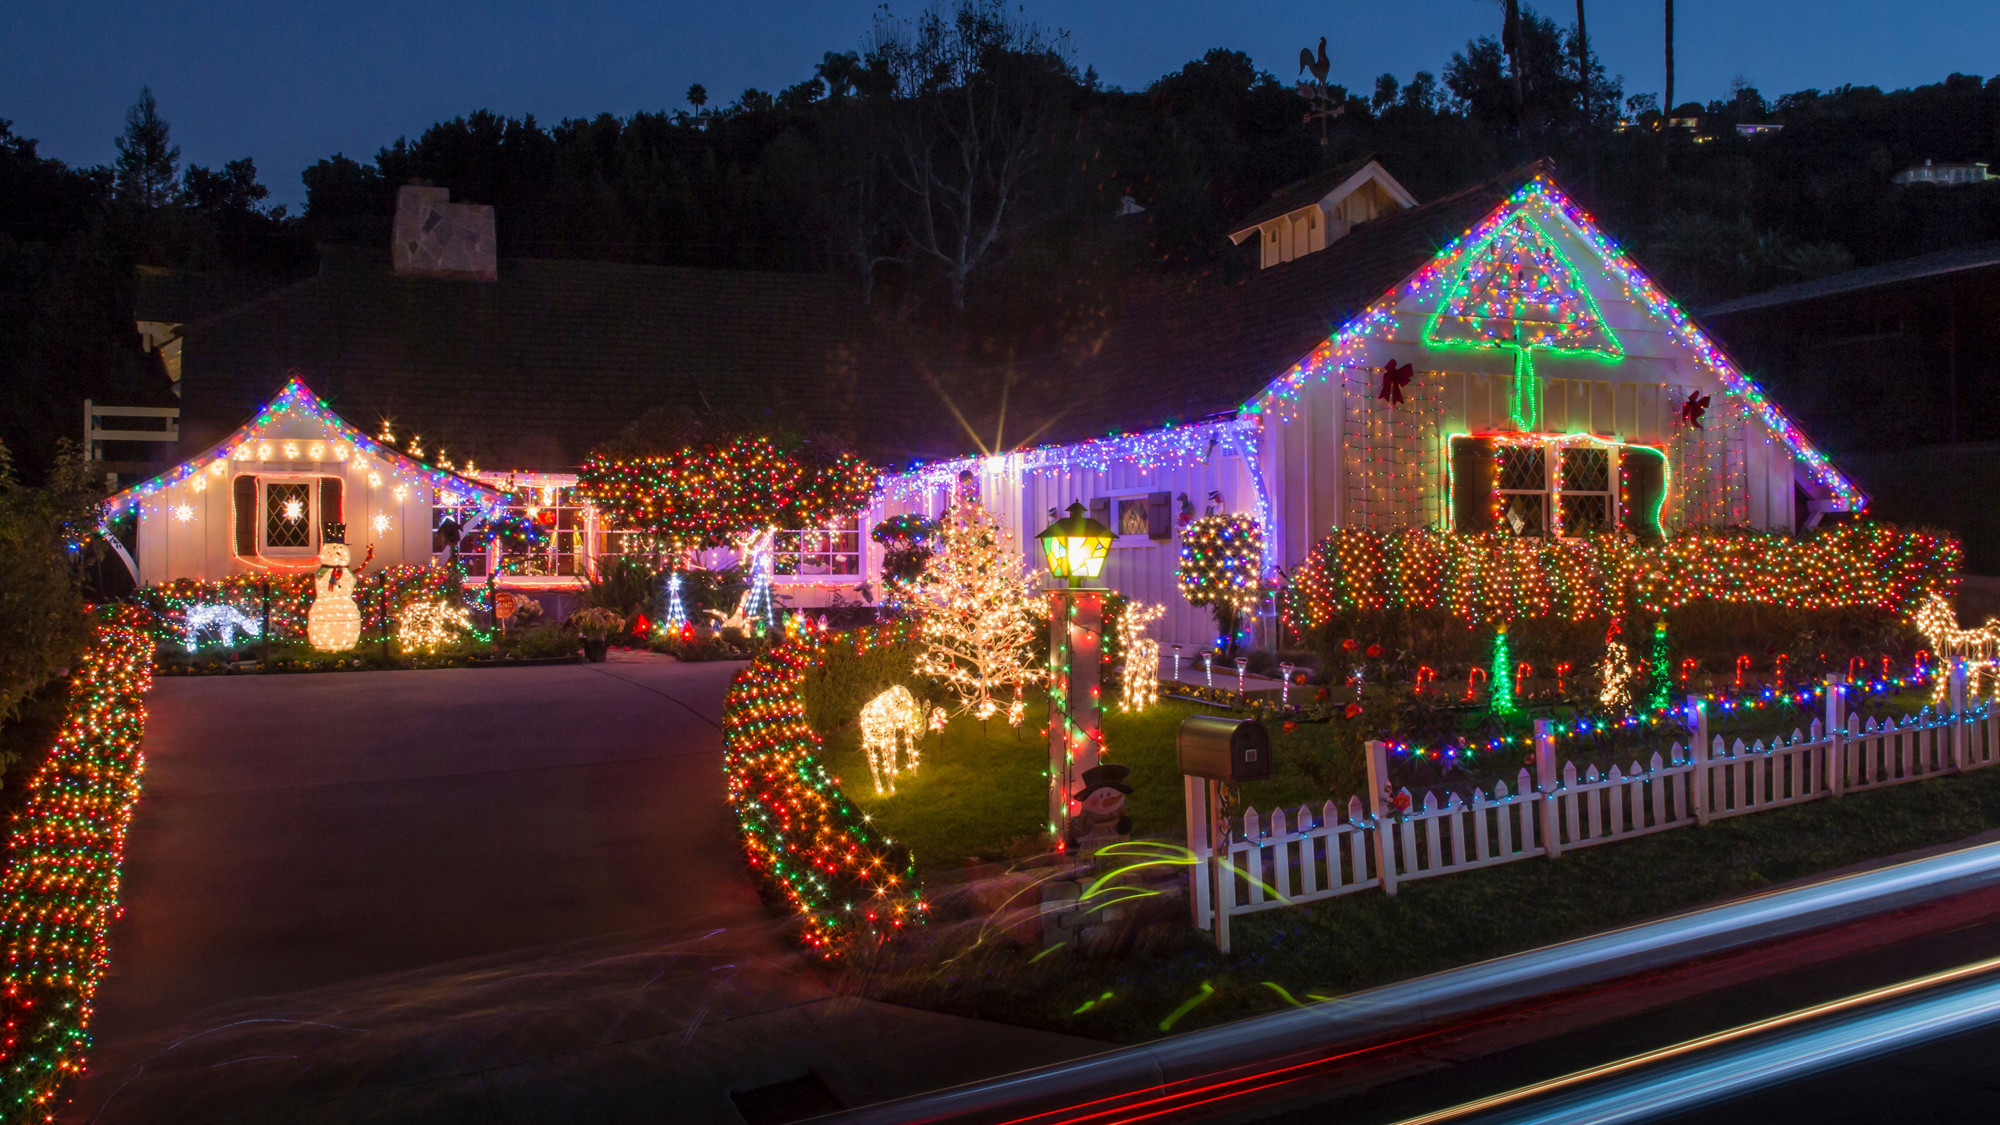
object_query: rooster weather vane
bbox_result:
[1298,37,1344,147]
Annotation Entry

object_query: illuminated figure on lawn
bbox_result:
[859,685,941,795]
[307,524,364,651]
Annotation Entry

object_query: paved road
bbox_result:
[70,653,1095,1123]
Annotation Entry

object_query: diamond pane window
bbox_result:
[264,482,312,549]
[1561,447,1610,492]
[1498,446,1546,491]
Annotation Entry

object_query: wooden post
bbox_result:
[1534,719,1561,859]
[1950,660,1969,772]
[1688,694,1710,826]
[1364,739,1397,896]
[380,580,391,661]
[1825,673,1846,798]
[1209,779,1231,953]
[260,579,271,671]
[1184,774,1210,930]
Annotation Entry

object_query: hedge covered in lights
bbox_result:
[722,623,925,955]
[0,610,153,1118]
[125,564,467,650]
[1288,524,1959,629]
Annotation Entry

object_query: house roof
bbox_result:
[104,375,506,518]
[132,265,287,327]
[980,167,1528,453]
[1697,242,2000,318]
[1226,157,1415,238]
[146,248,972,472]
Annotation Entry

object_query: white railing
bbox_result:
[1189,666,1995,951]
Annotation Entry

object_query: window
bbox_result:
[1116,498,1150,537]
[1558,447,1613,534]
[494,484,588,577]
[265,482,313,549]
[1495,445,1547,536]
[774,518,863,579]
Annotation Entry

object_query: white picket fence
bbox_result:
[1187,669,2000,951]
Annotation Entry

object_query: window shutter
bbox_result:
[1450,437,1495,532]
[1146,491,1172,540]
[1621,448,1667,543]
[1088,497,1111,533]
[233,475,257,556]
[319,476,344,536]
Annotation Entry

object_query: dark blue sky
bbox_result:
[3,1,1988,208]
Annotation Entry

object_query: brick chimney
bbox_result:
[391,184,497,280]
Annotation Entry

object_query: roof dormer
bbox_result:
[1228,158,1417,269]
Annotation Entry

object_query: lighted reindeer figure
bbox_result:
[1914,592,2000,703]
[1116,602,1166,712]
[859,686,942,795]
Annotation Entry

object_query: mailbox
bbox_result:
[1177,715,1272,782]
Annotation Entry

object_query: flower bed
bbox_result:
[0,610,154,1119]
[722,622,925,955]
[127,564,468,651]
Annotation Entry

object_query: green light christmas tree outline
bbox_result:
[1423,212,1625,432]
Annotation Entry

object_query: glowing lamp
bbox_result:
[1036,501,1113,587]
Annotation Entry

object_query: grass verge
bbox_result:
[839,752,2000,1045]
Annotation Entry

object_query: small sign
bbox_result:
[493,591,520,620]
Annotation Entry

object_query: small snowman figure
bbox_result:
[1067,763,1134,854]
[307,523,363,651]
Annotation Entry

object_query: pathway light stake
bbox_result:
[1037,502,1114,847]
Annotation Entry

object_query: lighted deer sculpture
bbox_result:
[859,685,941,795]
[1914,591,2000,703]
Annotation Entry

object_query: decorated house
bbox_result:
[118,167,1867,646]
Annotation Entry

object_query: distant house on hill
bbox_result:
[111,165,1866,646]
[1226,158,1417,270]
[1892,160,1995,186]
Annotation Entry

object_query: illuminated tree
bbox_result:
[1425,212,1622,431]
[909,496,1041,720]
[577,435,877,556]
[1177,514,1264,657]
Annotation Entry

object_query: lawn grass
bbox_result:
[840,758,2000,1045]
[825,693,1371,878]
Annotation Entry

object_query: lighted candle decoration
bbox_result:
[1234,657,1248,697]
[1280,663,1295,706]
[1203,652,1214,689]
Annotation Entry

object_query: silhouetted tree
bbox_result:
[113,87,178,209]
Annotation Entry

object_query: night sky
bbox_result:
[2,0,1989,208]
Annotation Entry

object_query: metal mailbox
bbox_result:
[1176,714,1272,782]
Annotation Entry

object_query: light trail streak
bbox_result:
[1395,955,2000,1125]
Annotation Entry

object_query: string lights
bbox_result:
[395,600,472,653]
[130,565,464,652]
[908,497,1041,721]
[722,624,925,954]
[1177,515,1264,651]
[1116,602,1166,712]
[101,376,499,521]
[1288,525,1956,629]
[577,436,876,554]
[1489,626,1517,714]
[1251,175,1864,511]
[0,613,153,1117]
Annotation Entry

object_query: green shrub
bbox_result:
[801,638,927,734]
[580,555,657,618]
[501,624,579,659]
[0,441,95,727]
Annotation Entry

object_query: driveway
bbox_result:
[69,653,1096,1123]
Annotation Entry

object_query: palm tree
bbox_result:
[1576,0,1594,188]
[1663,0,1675,116]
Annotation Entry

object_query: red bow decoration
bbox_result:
[1378,359,1413,406]
[1679,389,1711,429]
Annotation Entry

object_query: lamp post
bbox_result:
[1036,501,1114,848]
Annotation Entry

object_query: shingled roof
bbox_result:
[145,165,1532,472]
[1227,157,1378,235]
[980,165,1529,451]
[153,248,972,471]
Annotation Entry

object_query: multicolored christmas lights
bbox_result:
[1177,515,1265,648]
[101,376,502,520]
[909,498,1042,720]
[577,437,877,553]
[1424,210,1624,431]
[0,612,153,1118]
[1288,524,1956,630]
[721,624,925,954]
[1489,626,1517,714]
[1251,175,1865,511]
[129,564,465,651]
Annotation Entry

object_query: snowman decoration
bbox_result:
[307,523,365,651]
